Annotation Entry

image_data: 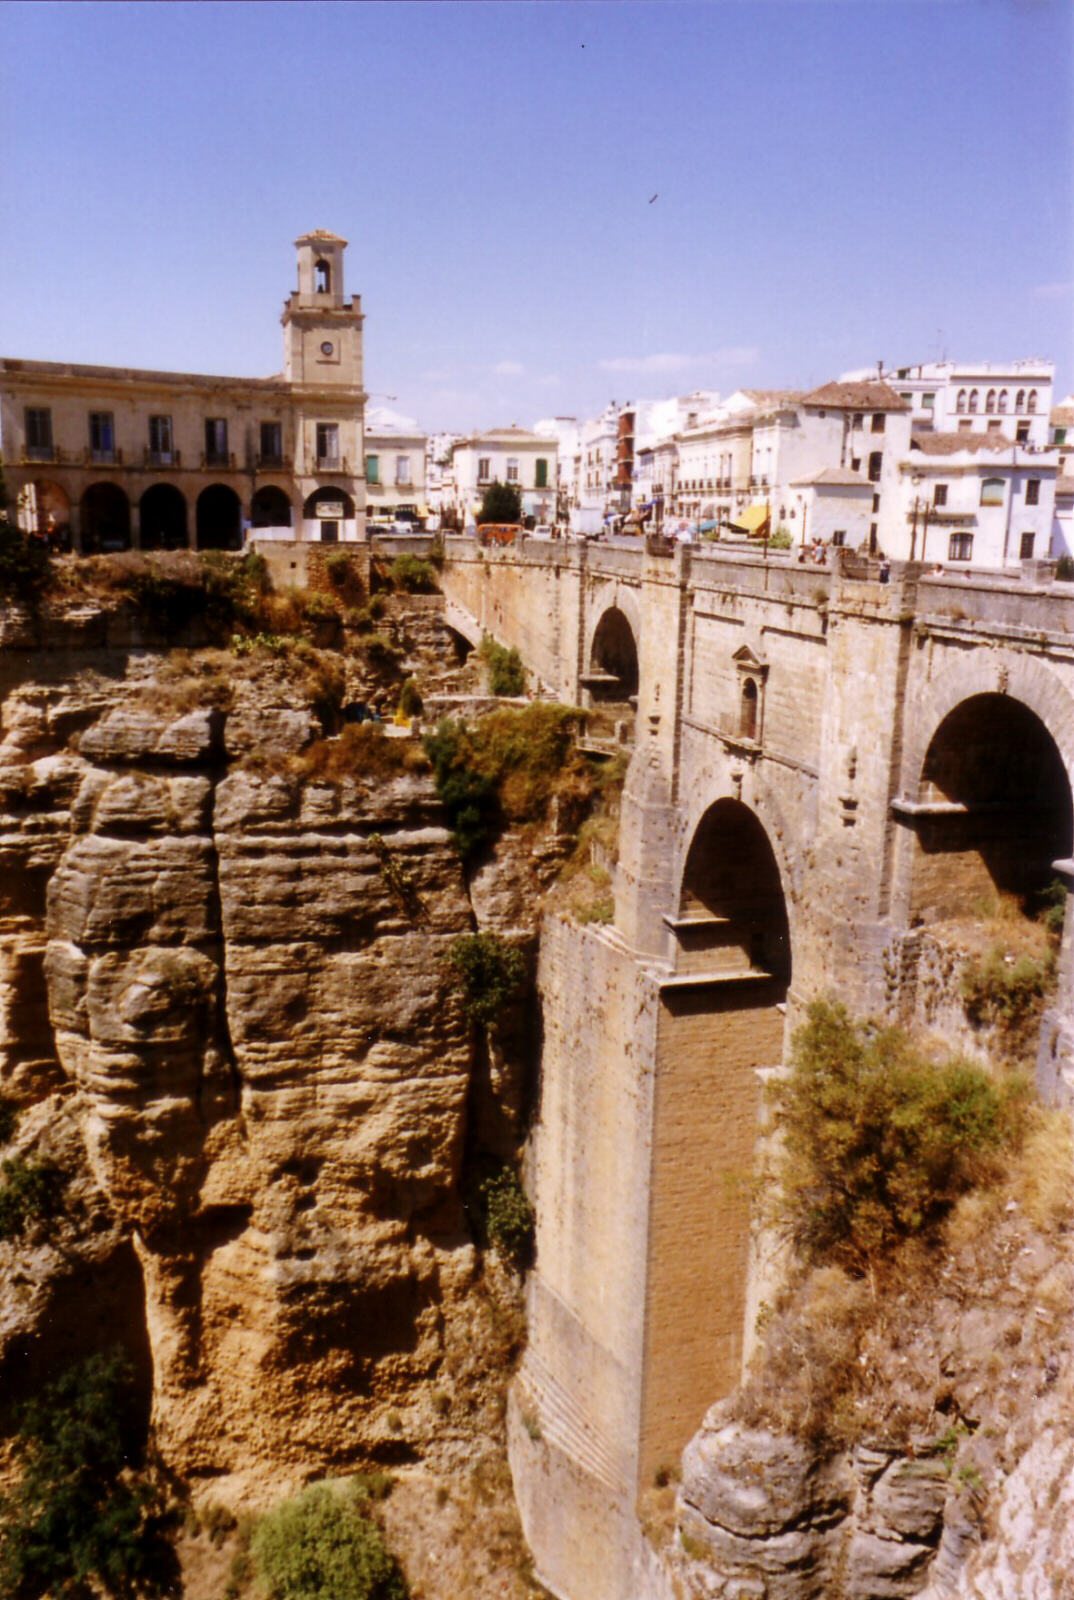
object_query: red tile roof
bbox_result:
[800,380,910,411]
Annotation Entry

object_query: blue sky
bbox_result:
[2,0,1071,432]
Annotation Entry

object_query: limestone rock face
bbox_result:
[0,623,528,1502]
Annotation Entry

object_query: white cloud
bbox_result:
[366,404,418,432]
[494,359,526,376]
[536,373,561,387]
[1032,281,1073,300]
[599,346,758,374]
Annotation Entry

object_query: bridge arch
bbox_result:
[674,796,792,988]
[585,592,642,697]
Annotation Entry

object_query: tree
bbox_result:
[251,1484,407,1600]
[476,479,521,525]
[0,1350,178,1599]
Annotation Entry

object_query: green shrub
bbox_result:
[479,1165,534,1267]
[476,480,522,525]
[0,1349,176,1599]
[960,947,1055,1032]
[0,1093,19,1145]
[250,1483,407,1600]
[424,703,589,859]
[0,525,51,599]
[0,1155,66,1239]
[447,932,526,1028]
[389,554,436,594]
[767,1000,1028,1272]
[398,678,423,718]
[769,525,793,550]
[479,636,525,697]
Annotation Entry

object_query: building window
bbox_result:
[148,414,173,463]
[739,678,759,740]
[316,423,340,467]
[89,411,114,462]
[956,390,967,414]
[506,457,519,483]
[205,417,228,465]
[998,390,1009,413]
[1020,532,1036,560]
[395,455,412,486]
[871,413,885,433]
[1027,391,1038,414]
[852,412,863,429]
[478,457,491,483]
[934,483,948,507]
[958,420,973,433]
[535,457,548,488]
[949,532,974,561]
[1055,428,1068,446]
[365,454,380,485]
[968,390,979,413]
[922,393,936,410]
[259,421,282,465]
[872,492,880,512]
[867,451,882,483]
[25,407,53,459]
[985,389,997,414]
[1026,478,1041,505]
[851,456,861,471]
[980,477,1004,507]
[987,420,1002,433]
[831,529,846,546]
[315,258,331,293]
[1015,390,1026,413]
[1017,421,1030,443]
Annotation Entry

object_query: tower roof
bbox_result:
[295,230,348,247]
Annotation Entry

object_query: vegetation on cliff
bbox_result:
[424,703,592,859]
[767,1000,1029,1272]
[0,1351,177,1599]
[250,1482,407,1600]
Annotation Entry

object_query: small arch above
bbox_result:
[314,258,331,293]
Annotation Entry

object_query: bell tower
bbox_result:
[282,230,364,388]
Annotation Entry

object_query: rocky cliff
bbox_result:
[0,575,547,1594]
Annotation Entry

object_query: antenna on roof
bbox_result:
[877,359,883,379]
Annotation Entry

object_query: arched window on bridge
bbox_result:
[739,678,758,740]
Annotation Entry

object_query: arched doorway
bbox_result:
[304,487,354,544]
[196,485,242,551]
[251,486,293,529]
[139,484,188,551]
[642,796,791,1480]
[910,693,1073,923]
[80,483,131,554]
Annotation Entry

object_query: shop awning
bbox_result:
[728,503,770,536]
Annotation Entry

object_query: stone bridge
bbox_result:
[435,534,1074,1600]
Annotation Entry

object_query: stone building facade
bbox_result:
[0,231,367,550]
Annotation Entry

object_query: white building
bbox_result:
[887,433,1057,567]
[363,414,427,527]
[1050,398,1074,560]
[450,427,557,526]
[876,360,1054,448]
[533,416,581,523]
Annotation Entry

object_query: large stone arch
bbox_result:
[139,484,188,551]
[196,484,243,552]
[672,795,792,988]
[902,650,1074,800]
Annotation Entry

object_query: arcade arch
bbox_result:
[909,693,1073,923]
[139,484,187,550]
[251,486,293,528]
[80,483,131,553]
[196,484,243,551]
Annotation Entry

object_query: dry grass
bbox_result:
[290,723,430,785]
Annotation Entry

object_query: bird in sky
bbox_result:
[649,193,659,204]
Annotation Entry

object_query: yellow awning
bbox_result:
[729,503,770,536]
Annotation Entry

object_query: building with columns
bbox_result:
[1,231,367,550]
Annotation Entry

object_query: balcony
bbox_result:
[24,444,56,463]
[257,453,290,471]
[146,447,181,468]
[86,447,122,466]
[203,450,234,470]
[316,455,346,472]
